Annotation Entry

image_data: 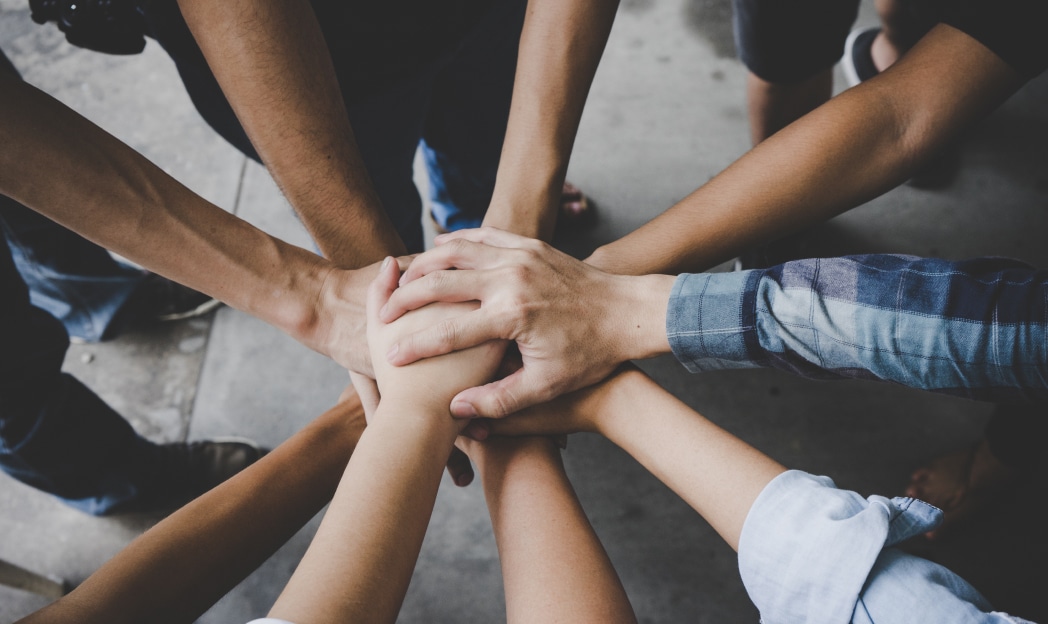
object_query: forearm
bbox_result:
[591,369,784,550]
[0,75,335,346]
[484,0,618,240]
[269,403,460,624]
[475,437,635,624]
[178,0,405,266]
[667,256,1048,401]
[587,25,1022,275]
[19,396,365,624]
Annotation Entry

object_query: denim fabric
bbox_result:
[739,470,1030,624]
[666,255,1048,403]
[0,233,161,514]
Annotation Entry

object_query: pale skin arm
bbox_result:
[17,392,367,624]
[587,24,1024,276]
[463,436,637,623]
[484,0,619,241]
[268,258,505,623]
[0,71,373,370]
[488,367,787,551]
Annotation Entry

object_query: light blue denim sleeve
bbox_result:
[738,470,1029,624]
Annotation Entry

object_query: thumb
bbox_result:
[451,368,547,419]
[366,257,400,323]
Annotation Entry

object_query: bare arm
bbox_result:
[18,393,366,624]
[484,0,619,240]
[587,24,1024,275]
[177,0,405,267]
[464,436,636,623]
[268,258,505,623]
[0,71,373,368]
[488,367,786,551]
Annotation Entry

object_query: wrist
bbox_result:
[603,274,674,362]
[485,166,564,241]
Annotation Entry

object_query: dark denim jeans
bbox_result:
[0,233,161,514]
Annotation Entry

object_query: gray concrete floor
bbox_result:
[1,0,1047,621]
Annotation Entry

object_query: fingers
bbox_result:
[450,368,551,419]
[398,237,524,286]
[433,226,536,251]
[387,310,508,366]
[365,256,399,324]
[382,267,503,322]
[444,447,475,487]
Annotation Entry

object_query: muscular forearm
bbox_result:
[0,75,336,347]
[588,25,1022,276]
[178,0,405,266]
[19,396,365,624]
[484,0,618,240]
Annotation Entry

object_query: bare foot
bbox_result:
[905,437,1019,539]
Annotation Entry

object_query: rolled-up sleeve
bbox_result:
[738,470,1031,624]
[665,256,1048,403]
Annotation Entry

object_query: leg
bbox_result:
[733,0,860,143]
[422,0,526,231]
[0,49,144,342]
[466,436,636,623]
[0,232,147,513]
[0,233,258,515]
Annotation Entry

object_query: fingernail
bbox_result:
[386,344,399,362]
[380,256,392,271]
[451,400,477,418]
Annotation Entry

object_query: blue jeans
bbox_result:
[0,232,164,514]
[5,0,523,340]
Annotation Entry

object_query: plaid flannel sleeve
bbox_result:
[665,255,1048,403]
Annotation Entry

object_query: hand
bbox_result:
[305,256,415,377]
[379,227,674,418]
[468,364,641,442]
[366,256,507,416]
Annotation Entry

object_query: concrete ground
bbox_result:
[1,0,1046,621]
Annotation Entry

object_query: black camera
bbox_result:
[29,0,146,55]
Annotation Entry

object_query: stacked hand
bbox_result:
[378,227,674,418]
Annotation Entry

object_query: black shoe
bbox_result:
[116,438,266,514]
[842,27,881,87]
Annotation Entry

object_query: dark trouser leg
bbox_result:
[0,235,160,515]
[421,0,525,232]
[0,49,144,343]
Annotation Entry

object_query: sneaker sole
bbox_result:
[155,297,223,322]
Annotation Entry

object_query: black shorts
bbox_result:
[733,0,860,83]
